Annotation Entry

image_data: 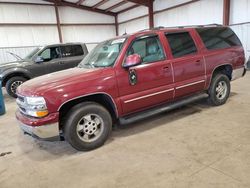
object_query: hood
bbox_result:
[0,60,31,72]
[18,67,105,96]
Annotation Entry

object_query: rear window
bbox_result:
[196,27,242,50]
[165,32,197,58]
[61,45,84,58]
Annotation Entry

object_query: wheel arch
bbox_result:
[2,72,31,87]
[58,93,118,129]
[211,64,233,81]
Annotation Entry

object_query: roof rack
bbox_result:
[139,23,223,32]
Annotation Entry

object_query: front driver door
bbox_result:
[38,46,62,74]
[116,34,174,115]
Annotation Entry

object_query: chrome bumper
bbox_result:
[18,121,60,141]
[232,67,246,81]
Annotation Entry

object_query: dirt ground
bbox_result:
[0,73,250,188]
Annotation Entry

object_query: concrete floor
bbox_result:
[0,73,250,188]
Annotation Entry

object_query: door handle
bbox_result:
[195,60,201,66]
[163,66,169,71]
[59,62,64,65]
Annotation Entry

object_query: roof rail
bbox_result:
[139,23,223,32]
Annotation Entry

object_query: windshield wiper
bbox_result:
[6,51,23,61]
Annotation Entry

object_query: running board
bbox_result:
[119,93,209,125]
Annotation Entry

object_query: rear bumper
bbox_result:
[16,110,60,141]
[232,67,246,81]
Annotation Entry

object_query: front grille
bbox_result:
[17,95,25,103]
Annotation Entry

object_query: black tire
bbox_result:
[208,73,230,106]
[63,102,112,151]
[6,76,27,98]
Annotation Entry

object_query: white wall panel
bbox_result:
[0,26,59,47]
[118,6,148,23]
[231,24,250,60]
[154,0,223,27]
[230,0,250,24]
[154,0,190,11]
[119,17,149,35]
[59,6,114,24]
[0,4,56,23]
[62,25,115,43]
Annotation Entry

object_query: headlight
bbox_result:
[26,97,46,106]
[19,96,49,118]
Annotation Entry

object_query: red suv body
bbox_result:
[16,26,246,150]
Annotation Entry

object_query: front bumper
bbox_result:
[16,110,60,141]
[232,67,246,81]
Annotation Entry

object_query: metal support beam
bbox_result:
[76,0,85,6]
[148,0,154,28]
[223,0,230,25]
[115,15,119,36]
[54,4,63,43]
[125,0,149,7]
[43,0,116,16]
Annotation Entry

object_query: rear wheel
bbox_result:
[63,102,112,151]
[6,76,27,98]
[208,73,230,106]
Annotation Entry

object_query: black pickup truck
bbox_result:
[0,43,88,97]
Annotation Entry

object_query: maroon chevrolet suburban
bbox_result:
[16,26,246,151]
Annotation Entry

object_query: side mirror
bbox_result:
[35,56,44,63]
[123,54,142,68]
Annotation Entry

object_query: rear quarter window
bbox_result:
[196,27,242,50]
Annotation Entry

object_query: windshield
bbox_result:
[78,38,126,68]
[24,47,42,60]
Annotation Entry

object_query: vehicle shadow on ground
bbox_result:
[17,92,238,160]
[111,92,237,138]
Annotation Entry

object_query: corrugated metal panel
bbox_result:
[119,17,149,35]
[231,24,250,60]
[0,26,59,47]
[0,46,40,63]
[62,25,116,43]
[59,6,114,24]
[154,0,223,27]
[230,0,250,24]
[118,6,148,23]
[154,0,190,11]
[0,4,56,23]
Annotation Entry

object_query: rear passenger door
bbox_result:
[60,45,85,69]
[165,31,206,98]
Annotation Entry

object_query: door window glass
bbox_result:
[61,45,84,58]
[128,35,165,63]
[39,47,60,61]
[165,32,197,58]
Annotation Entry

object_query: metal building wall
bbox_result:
[230,0,250,61]
[118,0,223,34]
[59,6,115,51]
[0,3,116,63]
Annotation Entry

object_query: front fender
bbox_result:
[0,68,32,86]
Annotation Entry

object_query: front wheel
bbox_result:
[6,76,27,98]
[63,102,112,151]
[208,73,231,106]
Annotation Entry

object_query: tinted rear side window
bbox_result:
[196,27,242,50]
[165,32,197,58]
[61,45,84,58]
